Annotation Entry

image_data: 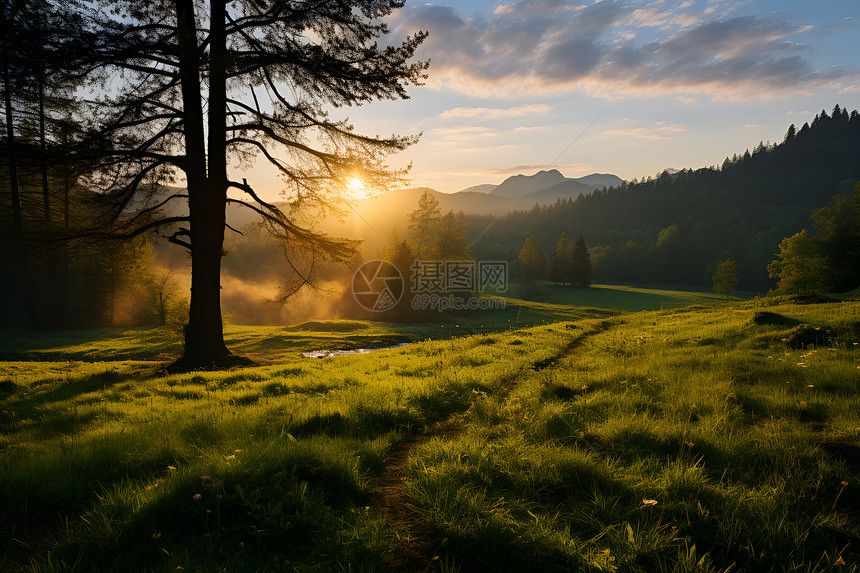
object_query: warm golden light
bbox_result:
[347,177,368,199]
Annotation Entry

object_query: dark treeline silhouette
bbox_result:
[465,106,860,292]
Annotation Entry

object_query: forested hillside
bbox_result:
[466,106,860,292]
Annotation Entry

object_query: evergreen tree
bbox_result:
[436,210,469,261]
[383,235,414,321]
[406,192,468,261]
[712,258,738,299]
[551,233,574,285]
[408,190,442,259]
[518,235,546,282]
[571,235,592,287]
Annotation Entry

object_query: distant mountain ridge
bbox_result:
[490,169,568,196]
[460,170,624,200]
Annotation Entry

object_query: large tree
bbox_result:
[69,0,427,368]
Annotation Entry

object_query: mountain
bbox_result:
[485,170,625,198]
[529,179,593,200]
[458,183,498,194]
[574,173,624,189]
[490,169,567,196]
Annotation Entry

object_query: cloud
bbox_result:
[389,0,856,99]
[429,125,496,143]
[815,17,859,35]
[838,85,860,94]
[598,122,687,140]
[440,104,552,119]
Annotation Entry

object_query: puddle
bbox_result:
[302,343,410,358]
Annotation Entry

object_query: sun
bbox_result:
[347,177,367,198]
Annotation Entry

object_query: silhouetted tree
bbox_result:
[66,0,427,368]
[408,190,442,259]
[383,235,415,321]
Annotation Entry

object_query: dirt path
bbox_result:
[367,320,615,572]
[369,419,460,573]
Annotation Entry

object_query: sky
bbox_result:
[253,0,860,196]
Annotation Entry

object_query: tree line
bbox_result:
[517,233,592,298]
[465,106,860,294]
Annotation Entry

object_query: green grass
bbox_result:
[2,295,860,571]
[520,282,742,312]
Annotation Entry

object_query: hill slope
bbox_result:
[466,106,860,291]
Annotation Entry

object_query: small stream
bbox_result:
[301,342,410,358]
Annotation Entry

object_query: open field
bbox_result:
[2,295,860,572]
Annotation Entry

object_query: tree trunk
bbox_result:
[109,262,115,326]
[39,73,49,222]
[60,177,70,325]
[174,0,229,366]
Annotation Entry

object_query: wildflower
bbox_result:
[193,493,202,501]
[225,454,236,461]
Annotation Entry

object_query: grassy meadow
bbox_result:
[1,289,860,572]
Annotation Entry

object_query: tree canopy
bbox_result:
[767,230,830,296]
[52,0,428,367]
